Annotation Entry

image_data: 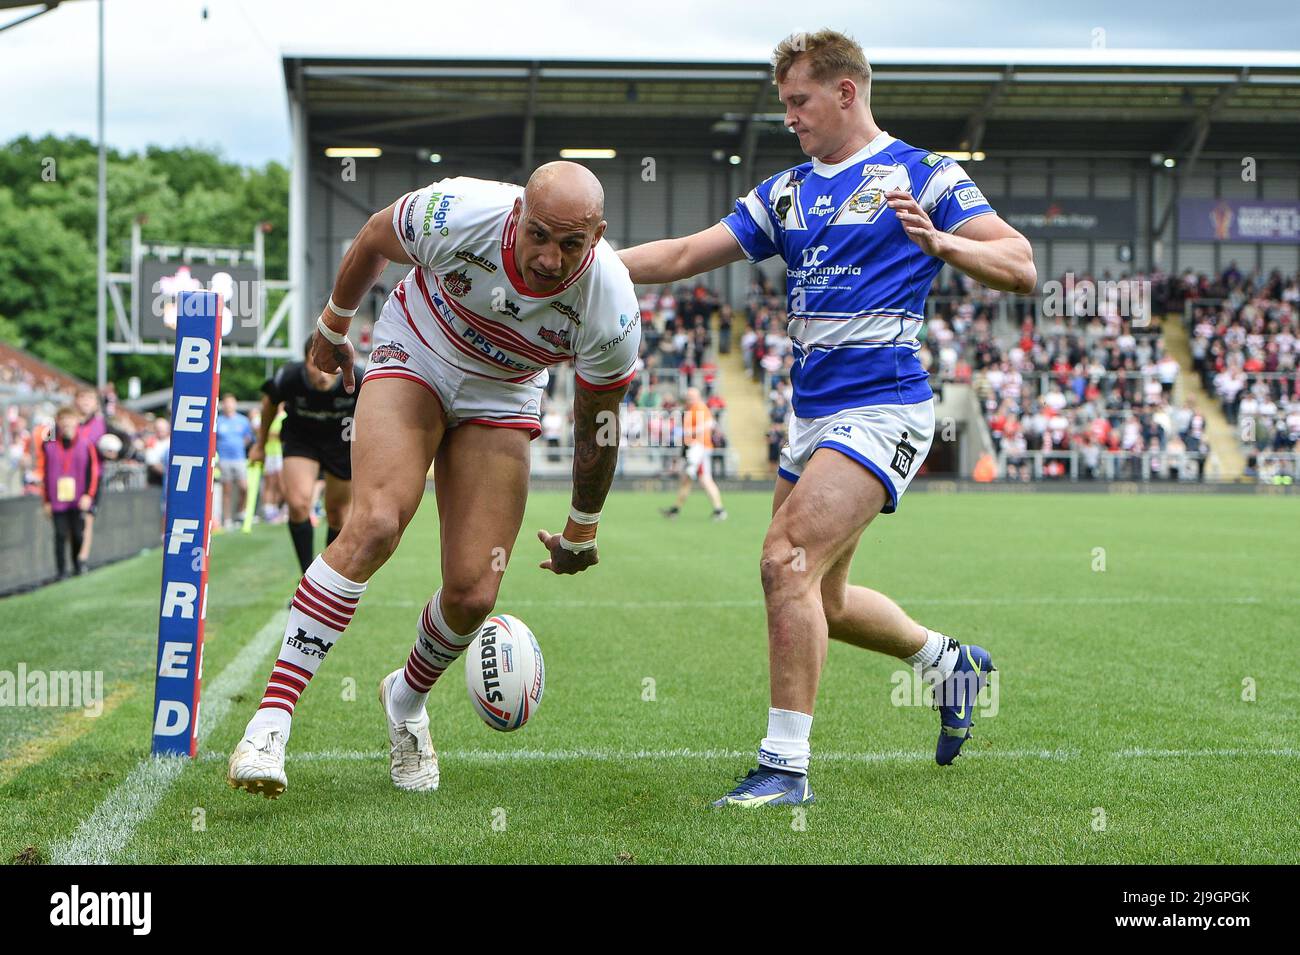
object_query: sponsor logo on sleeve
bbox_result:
[922,153,943,167]
[403,199,417,242]
[955,185,987,210]
[422,191,456,237]
[599,312,640,352]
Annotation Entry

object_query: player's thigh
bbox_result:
[433,423,531,597]
[771,475,796,517]
[763,448,888,582]
[349,377,444,535]
[281,456,321,510]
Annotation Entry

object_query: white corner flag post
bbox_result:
[152,290,223,757]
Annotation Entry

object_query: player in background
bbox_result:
[260,407,286,523]
[619,30,1036,806]
[661,386,727,521]
[215,394,255,530]
[228,162,641,798]
[249,341,357,573]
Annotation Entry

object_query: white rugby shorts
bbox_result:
[778,400,934,513]
[361,305,543,438]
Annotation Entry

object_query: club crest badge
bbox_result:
[444,269,472,297]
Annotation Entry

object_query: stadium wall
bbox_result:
[0,490,163,596]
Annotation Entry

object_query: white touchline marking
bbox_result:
[365,595,1293,610]
[49,610,288,865]
[191,746,1298,765]
[1114,747,1300,759]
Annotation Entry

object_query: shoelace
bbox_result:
[389,721,431,766]
[729,769,777,796]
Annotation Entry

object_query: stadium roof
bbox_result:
[283,50,1300,163]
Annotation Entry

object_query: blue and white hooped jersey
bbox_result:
[721,131,996,417]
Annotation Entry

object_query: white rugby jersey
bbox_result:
[387,176,641,392]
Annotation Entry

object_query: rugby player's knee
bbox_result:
[439,579,498,629]
[342,508,404,567]
[759,533,815,597]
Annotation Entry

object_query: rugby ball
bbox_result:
[465,614,545,732]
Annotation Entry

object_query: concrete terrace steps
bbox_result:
[714,335,772,479]
[1160,312,1245,480]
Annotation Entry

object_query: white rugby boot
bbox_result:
[379,669,440,792]
[227,728,289,799]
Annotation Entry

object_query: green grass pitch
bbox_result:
[2,491,1297,864]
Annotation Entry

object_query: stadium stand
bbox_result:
[519,282,739,480]
[1185,269,1300,481]
[739,268,1300,484]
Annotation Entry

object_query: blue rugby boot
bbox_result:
[710,767,815,808]
[935,644,995,766]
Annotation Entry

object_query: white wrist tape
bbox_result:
[326,296,358,318]
[558,535,597,554]
[568,507,602,525]
[315,317,349,345]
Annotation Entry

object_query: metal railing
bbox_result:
[1248,453,1300,481]
[996,449,1210,482]
[530,443,738,480]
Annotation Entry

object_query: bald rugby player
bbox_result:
[228,162,642,797]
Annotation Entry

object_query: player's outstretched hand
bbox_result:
[248,442,265,465]
[886,189,947,257]
[536,528,599,575]
[310,323,357,394]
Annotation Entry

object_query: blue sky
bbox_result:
[2,0,1298,166]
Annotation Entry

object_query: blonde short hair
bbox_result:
[772,29,871,92]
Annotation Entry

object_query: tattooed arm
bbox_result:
[537,382,627,575]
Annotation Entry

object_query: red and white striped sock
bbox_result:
[245,555,367,739]
[386,588,479,723]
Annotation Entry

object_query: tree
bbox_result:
[0,136,291,400]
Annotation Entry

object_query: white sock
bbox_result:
[387,588,480,723]
[246,555,366,740]
[905,629,959,680]
[757,707,813,775]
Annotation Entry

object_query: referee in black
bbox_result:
[250,341,359,573]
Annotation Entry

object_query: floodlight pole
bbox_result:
[96,0,108,388]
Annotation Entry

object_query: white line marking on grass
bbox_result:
[48,610,287,865]
[1115,747,1300,759]
[371,595,1294,610]
[196,747,1068,764]
[194,745,1299,765]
